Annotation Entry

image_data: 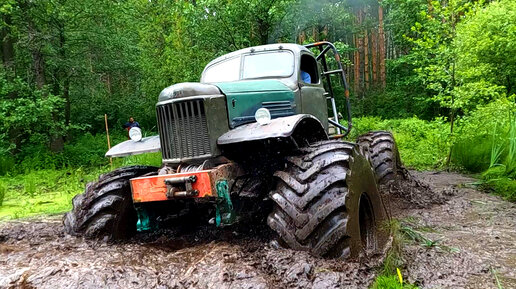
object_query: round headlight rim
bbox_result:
[129,127,143,142]
[255,107,272,126]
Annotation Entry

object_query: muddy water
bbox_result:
[0,219,381,288]
[1,171,515,289]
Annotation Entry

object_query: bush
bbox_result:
[0,181,6,207]
[0,155,15,176]
[452,98,516,172]
[349,116,450,170]
[479,177,516,202]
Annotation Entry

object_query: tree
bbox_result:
[454,0,516,107]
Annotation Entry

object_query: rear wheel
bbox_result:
[357,131,402,185]
[63,166,158,239]
[267,140,387,258]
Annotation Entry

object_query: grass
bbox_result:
[478,113,516,202]
[0,152,161,220]
[348,116,450,170]
[370,219,420,289]
[491,266,505,289]
[0,168,105,220]
[370,275,419,289]
[370,218,462,289]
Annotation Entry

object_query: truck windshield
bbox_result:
[202,50,294,83]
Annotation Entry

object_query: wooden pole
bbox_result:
[104,114,113,166]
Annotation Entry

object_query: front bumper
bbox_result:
[129,163,241,203]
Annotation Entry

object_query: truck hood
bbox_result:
[214,80,296,128]
[158,82,221,102]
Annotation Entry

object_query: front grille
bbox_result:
[156,99,211,160]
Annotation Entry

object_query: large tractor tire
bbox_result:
[357,131,402,185]
[267,140,387,258]
[64,166,158,240]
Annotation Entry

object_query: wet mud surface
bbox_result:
[396,171,516,289]
[1,171,515,288]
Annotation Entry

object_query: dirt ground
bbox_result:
[0,171,515,289]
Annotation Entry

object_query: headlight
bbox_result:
[255,108,271,125]
[129,127,142,142]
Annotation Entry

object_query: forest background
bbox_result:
[0,0,515,220]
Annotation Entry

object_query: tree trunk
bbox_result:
[298,30,306,44]
[1,15,15,73]
[312,26,319,42]
[322,25,328,41]
[364,22,370,91]
[378,0,386,88]
[28,21,45,89]
[357,9,364,97]
[371,29,378,86]
[353,34,360,95]
[29,16,65,152]
[58,24,71,126]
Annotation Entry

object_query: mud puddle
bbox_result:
[1,171,515,288]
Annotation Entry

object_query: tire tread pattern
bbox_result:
[357,131,401,185]
[267,140,354,257]
[64,165,157,239]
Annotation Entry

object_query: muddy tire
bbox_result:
[357,131,402,185]
[267,140,387,258]
[63,166,158,240]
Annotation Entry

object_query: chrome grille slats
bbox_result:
[156,99,211,161]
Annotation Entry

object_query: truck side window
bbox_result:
[300,54,319,84]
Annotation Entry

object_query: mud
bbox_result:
[0,219,383,288]
[395,171,516,289]
[1,171,515,289]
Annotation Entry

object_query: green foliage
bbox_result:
[470,105,516,202]
[349,117,450,169]
[0,155,15,176]
[351,86,438,120]
[0,168,107,219]
[480,177,516,203]
[0,181,6,207]
[455,0,516,98]
[371,219,420,289]
[370,275,419,289]
[453,97,516,172]
[0,71,67,153]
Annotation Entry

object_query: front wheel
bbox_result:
[63,166,158,239]
[267,140,387,258]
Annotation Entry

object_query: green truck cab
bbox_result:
[65,42,401,260]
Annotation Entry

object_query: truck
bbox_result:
[64,41,402,259]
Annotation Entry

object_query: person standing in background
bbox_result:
[123,117,140,138]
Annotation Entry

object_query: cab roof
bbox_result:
[203,43,312,72]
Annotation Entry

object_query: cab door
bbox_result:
[299,53,328,130]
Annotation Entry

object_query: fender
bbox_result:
[217,114,327,145]
[106,135,160,158]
